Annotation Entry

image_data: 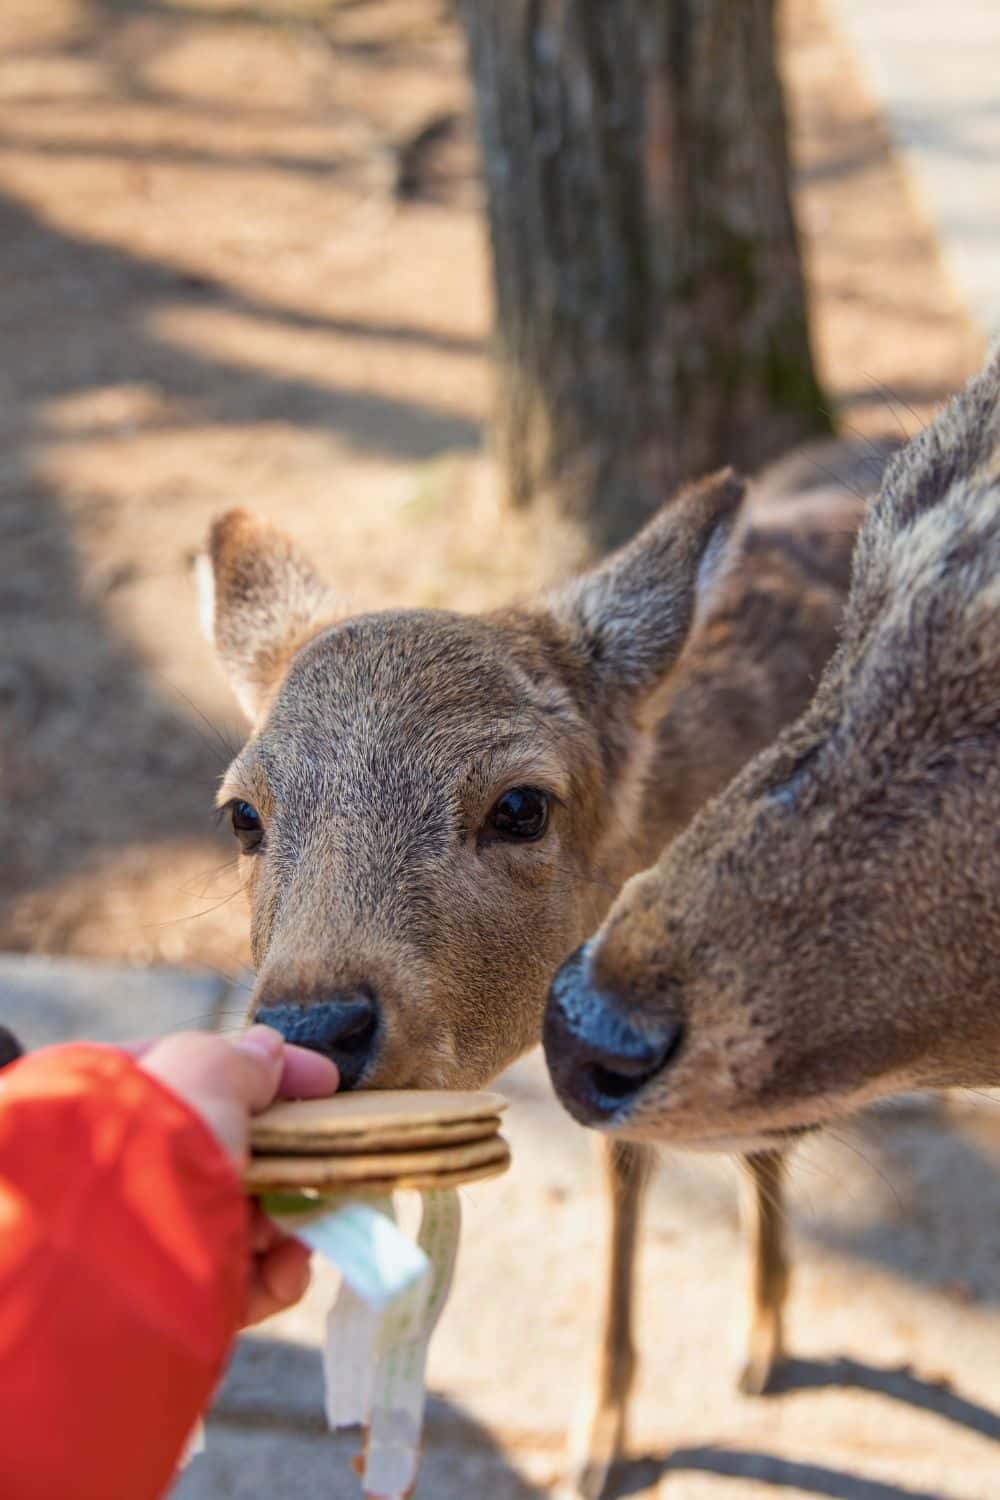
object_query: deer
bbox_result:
[197,438,890,1497]
[543,351,1000,1162]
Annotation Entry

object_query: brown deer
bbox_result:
[543,352,1000,1158]
[198,442,886,1496]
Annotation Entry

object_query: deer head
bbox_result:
[545,353,1000,1150]
[198,472,743,1089]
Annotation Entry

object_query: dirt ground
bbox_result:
[3,8,999,1500]
[0,0,983,971]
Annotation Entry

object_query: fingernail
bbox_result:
[236,1024,283,1061]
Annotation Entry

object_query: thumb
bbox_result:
[141,1028,285,1162]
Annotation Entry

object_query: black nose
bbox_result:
[542,944,682,1125]
[255,988,381,1090]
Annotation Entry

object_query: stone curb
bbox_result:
[0,952,243,1049]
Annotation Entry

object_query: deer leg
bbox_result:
[563,1137,650,1500]
[737,1149,789,1396]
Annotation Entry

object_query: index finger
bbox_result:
[116,1038,160,1060]
[276,1042,339,1101]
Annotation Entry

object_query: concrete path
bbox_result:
[828,0,1000,341]
[3,953,1000,1500]
[0,953,234,1046]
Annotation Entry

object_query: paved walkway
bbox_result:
[829,0,1000,341]
[0,953,233,1047]
[3,953,1000,1499]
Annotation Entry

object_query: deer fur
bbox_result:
[543,352,1000,1158]
[199,448,883,1494]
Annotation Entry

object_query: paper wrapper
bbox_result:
[267,1188,462,1499]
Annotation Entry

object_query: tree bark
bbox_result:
[461,0,831,549]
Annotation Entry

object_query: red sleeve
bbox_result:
[0,1042,249,1500]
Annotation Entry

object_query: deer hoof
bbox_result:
[561,1395,626,1500]
[557,1456,613,1500]
[737,1345,782,1396]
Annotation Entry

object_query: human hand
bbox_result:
[138,1025,337,1162]
[137,1025,339,1325]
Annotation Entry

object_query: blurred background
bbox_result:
[1,3,998,1498]
[1,0,986,973]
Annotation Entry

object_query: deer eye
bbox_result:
[485,786,550,842]
[230,799,263,852]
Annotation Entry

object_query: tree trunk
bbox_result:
[460,0,831,549]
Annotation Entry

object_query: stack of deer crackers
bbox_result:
[247,1089,510,1197]
[243,1091,509,1500]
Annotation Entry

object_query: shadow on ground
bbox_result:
[174,1334,549,1500]
[611,1447,948,1500]
[768,1357,1000,1441]
[607,1350,998,1497]
[203,1336,995,1500]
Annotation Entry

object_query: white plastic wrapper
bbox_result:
[271,1189,462,1499]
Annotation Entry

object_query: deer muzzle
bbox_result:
[543,943,684,1125]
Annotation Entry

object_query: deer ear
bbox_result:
[548,468,746,703]
[846,348,1000,652]
[197,509,339,720]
